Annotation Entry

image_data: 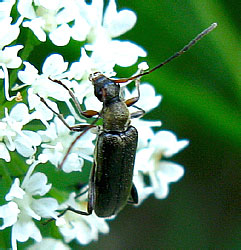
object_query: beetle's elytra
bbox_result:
[39,23,217,218]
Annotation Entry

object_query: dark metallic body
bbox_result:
[90,126,138,217]
[87,74,139,217]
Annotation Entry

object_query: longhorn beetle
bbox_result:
[39,23,217,218]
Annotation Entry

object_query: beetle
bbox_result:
[39,23,217,218]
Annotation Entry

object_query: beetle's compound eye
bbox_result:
[89,72,102,82]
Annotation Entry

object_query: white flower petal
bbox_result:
[0,45,23,68]
[42,54,68,75]
[49,23,71,46]
[5,178,25,201]
[27,237,71,250]
[9,103,29,123]
[38,122,57,142]
[130,83,162,112]
[0,1,16,19]
[158,161,185,182]
[111,40,146,67]
[62,153,84,173]
[32,197,59,218]
[150,161,184,199]
[103,0,136,37]
[17,0,36,19]
[55,115,74,136]
[12,214,42,242]
[22,130,42,146]
[18,62,38,85]
[23,172,51,196]
[133,119,161,148]
[0,18,21,48]
[0,142,10,162]
[14,135,36,157]
[71,15,90,41]
[151,174,169,199]
[0,202,20,229]
[135,148,154,172]
[38,0,62,10]
[150,130,189,157]
[28,90,57,123]
[23,18,47,42]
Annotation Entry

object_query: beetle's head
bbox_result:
[89,72,120,103]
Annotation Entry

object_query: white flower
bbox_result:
[57,192,109,245]
[0,160,59,250]
[0,45,23,69]
[135,130,189,199]
[0,1,24,101]
[123,82,162,148]
[17,54,83,124]
[0,2,22,49]
[27,237,71,250]
[18,54,68,99]
[133,173,154,204]
[18,0,76,45]
[0,103,41,162]
[38,115,95,173]
[75,0,146,71]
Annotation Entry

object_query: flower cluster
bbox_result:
[0,0,188,249]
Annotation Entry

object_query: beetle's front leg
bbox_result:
[124,67,144,108]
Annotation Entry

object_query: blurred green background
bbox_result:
[0,0,240,249]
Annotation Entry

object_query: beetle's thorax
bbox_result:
[89,72,131,132]
[102,101,130,132]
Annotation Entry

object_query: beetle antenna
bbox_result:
[114,23,217,83]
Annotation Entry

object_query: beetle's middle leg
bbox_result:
[37,93,99,169]
[37,94,94,132]
[48,78,100,119]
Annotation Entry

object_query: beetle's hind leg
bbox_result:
[43,205,92,225]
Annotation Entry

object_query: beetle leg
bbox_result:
[42,203,91,225]
[53,165,96,219]
[130,105,145,119]
[37,94,77,131]
[60,162,97,216]
[125,71,142,107]
[38,94,98,132]
[127,183,139,204]
[38,94,100,169]
[48,77,100,119]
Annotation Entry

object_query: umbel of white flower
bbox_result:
[0,0,188,249]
